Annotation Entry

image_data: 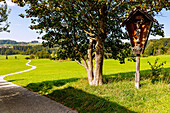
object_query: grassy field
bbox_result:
[0,55,30,75]
[3,55,170,113]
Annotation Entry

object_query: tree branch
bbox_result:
[75,1,98,29]
[75,59,85,67]
[86,24,96,31]
[89,36,96,41]
[109,0,125,14]
[68,35,88,70]
[84,30,95,37]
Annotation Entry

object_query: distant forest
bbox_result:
[0,40,54,59]
[144,38,170,56]
[0,44,58,59]
[0,40,39,45]
[0,38,169,59]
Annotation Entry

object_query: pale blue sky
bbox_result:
[0,1,169,42]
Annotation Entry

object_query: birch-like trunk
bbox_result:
[93,40,104,85]
[93,4,107,86]
[87,39,94,85]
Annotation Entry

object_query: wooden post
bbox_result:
[135,54,140,89]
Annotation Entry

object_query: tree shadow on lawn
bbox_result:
[48,86,136,113]
[24,67,169,112]
[26,78,136,113]
[103,70,150,84]
[103,67,170,84]
[26,78,79,93]
[8,79,25,82]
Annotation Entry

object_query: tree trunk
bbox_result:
[93,4,107,86]
[87,39,94,85]
[93,40,105,85]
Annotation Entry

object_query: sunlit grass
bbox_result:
[0,55,30,75]
[3,55,170,113]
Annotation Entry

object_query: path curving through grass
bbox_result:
[0,60,77,113]
[0,60,36,88]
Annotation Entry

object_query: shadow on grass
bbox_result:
[26,78,79,93]
[8,79,25,82]
[103,67,170,84]
[103,70,150,84]
[24,67,169,112]
[26,78,136,113]
[48,86,136,113]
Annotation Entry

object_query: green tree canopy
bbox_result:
[145,38,170,55]
[13,0,169,85]
[0,0,10,32]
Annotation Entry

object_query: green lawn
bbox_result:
[3,55,170,113]
[0,55,30,75]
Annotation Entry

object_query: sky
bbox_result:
[0,0,170,42]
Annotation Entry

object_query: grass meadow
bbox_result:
[0,55,30,75]
[2,55,170,113]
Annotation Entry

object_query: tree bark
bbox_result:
[93,4,107,86]
[93,40,105,85]
[87,39,94,85]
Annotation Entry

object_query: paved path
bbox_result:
[0,60,77,113]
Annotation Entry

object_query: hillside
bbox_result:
[144,38,170,55]
[0,38,169,57]
[0,40,39,45]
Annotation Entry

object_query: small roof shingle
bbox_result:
[121,6,158,26]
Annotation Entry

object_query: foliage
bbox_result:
[0,40,17,44]
[35,50,51,59]
[0,45,53,57]
[0,47,20,55]
[29,54,35,59]
[50,51,56,60]
[12,0,169,85]
[25,56,30,60]
[0,39,39,45]
[13,45,33,51]
[144,38,170,56]
[5,55,8,59]
[0,1,11,32]
[31,41,39,43]
[147,58,166,83]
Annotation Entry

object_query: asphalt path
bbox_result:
[0,60,77,113]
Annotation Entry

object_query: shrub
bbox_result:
[50,57,56,60]
[25,57,30,60]
[6,55,8,59]
[30,54,35,59]
[141,54,148,57]
[127,57,136,62]
[147,58,166,83]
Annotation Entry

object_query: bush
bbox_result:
[141,54,148,57]
[25,57,30,60]
[147,58,166,83]
[30,54,35,59]
[127,57,136,62]
[50,57,56,60]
